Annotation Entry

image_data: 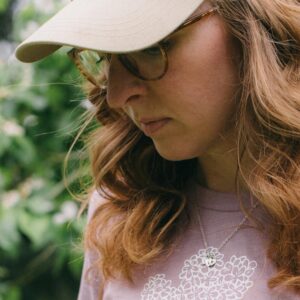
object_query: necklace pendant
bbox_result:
[204,251,217,268]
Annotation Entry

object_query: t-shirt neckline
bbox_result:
[187,177,256,212]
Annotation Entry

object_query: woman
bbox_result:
[15,0,300,299]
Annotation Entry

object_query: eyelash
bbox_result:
[161,39,173,50]
[141,39,173,56]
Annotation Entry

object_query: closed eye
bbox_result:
[141,39,173,56]
[141,45,162,56]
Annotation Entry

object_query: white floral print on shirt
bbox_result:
[141,247,257,300]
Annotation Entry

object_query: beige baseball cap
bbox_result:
[15,0,205,63]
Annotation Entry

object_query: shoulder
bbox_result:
[86,189,108,223]
[77,189,108,299]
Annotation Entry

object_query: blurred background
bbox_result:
[0,0,90,299]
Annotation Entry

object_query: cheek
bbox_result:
[180,24,240,125]
[151,24,241,160]
[167,47,239,133]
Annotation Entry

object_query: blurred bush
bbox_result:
[0,0,90,299]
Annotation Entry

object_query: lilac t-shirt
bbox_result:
[77,179,298,300]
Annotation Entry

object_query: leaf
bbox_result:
[0,283,21,300]
[0,209,21,257]
[10,136,36,166]
[17,210,52,248]
[0,132,11,156]
[26,194,54,214]
[0,0,10,13]
[51,247,68,275]
[0,266,9,279]
[67,247,84,279]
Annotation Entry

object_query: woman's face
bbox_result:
[106,1,242,161]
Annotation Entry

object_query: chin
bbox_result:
[154,145,199,162]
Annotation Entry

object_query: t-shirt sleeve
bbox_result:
[77,190,107,300]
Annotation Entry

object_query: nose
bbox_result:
[106,55,147,110]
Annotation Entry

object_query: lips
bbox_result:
[139,117,168,124]
[139,117,171,136]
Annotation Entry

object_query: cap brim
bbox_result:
[15,0,204,63]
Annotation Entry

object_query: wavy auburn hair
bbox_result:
[75,0,300,298]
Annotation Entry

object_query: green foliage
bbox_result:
[0,0,10,13]
[0,1,90,299]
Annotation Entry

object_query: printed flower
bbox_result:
[198,284,223,300]
[141,274,173,300]
[199,269,219,288]
[141,247,257,300]
[179,256,201,281]
[221,256,257,284]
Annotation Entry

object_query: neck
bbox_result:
[196,131,252,194]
